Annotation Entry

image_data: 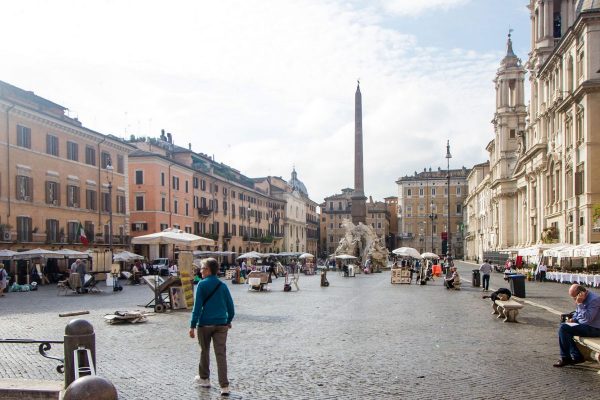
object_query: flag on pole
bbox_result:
[78,222,89,246]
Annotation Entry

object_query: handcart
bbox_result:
[247,271,269,292]
[142,275,181,312]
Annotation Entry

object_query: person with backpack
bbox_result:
[189,258,235,396]
[0,264,8,296]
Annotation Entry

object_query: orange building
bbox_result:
[0,80,134,252]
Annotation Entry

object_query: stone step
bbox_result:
[0,378,62,400]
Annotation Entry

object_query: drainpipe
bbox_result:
[168,163,173,227]
[5,103,15,222]
[97,137,107,237]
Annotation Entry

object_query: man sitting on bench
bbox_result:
[444,267,460,289]
[553,284,600,368]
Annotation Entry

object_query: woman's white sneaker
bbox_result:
[220,386,230,396]
[194,376,211,388]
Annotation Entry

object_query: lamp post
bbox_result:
[428,201,437,253]
[247,206,252,243]
[445,140,452,259]
[106,162,114,252]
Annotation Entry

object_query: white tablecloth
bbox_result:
[546,272,600,287]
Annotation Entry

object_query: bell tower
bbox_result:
[491,32,527,179]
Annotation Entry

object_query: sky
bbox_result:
[0,0,531,204]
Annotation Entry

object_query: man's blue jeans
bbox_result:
[558,323,600,360]
[482,274,490,290]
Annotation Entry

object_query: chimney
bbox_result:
[167,132,172,143]
[188,143,192,150]
[160,129,166,141]
[369,196,373,203]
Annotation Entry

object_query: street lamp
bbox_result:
[445,140,452,259]
[105,162,114,252]
[428,201,437,253]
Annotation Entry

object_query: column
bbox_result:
[545,0,553,39]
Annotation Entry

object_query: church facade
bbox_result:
[464,1,600,260]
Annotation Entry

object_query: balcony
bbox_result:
[198,207,213,217]
[223,233,232,240]
[200,232,218,241]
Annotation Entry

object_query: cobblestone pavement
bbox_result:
[1,262,599,399]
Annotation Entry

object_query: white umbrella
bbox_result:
[236,251,263,260]
[334,254,357,260]
[113,251,144,262]
[13,248,64,260]
[0,250,17,260]
[299,253,314,259]
[420,252,439,259]
[55,249,91,258]
[392,247,422,258]
[131,228,214,247]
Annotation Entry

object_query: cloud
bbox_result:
[0,0,503,204]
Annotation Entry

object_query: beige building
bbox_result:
[129,133,288,260]
[254,169,319,255]
[320,189,390,256]
[464,2,600,259]
[0,80,134,251]
[396,167,469,258]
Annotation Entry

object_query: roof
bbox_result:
[576,0,600,15]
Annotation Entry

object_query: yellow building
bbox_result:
[0,80,133,251]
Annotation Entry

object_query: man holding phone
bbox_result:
[554,284,600,367]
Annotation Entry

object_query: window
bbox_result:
[509,129,516,139]
[67,141,78,161]
[172,176,179,190]
[214,199,219,213]
[174,200,179,214]
[377,222,381,229]
[46,219,59,243]
[185,180,189,193]
[456,204,462,214]
[193,177,199,189]
[86,189,97,211]
[135,170,144,185]
[16,216,32,242]
[232,203,236,218]
[160,223,168,231]
[67,221,80,243]
[85,146,96,166]
[46,181,60,205]
[224,201,228,216]
[17,125,31,148]
[161,197,166,212]
[116,195,126,213]
[456,187,461,195]
[232,224,237,236]
[117,155,124,174]
[131,223,149,232]
[419,188,424,196]
[136,196,144,211]
[186,202,189,216]
[67,185,80,207]
[101,152,111,169]
[46,134,59,156]
[85,221,94,243]
[16,175,33,201]
[431,188,436,196]
[201,179,206,191]
[161,172,165,186]
[101,192,111,212]
[407,189,412,197]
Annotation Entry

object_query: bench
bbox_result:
[492,299,524,323]
[573,336,600,371]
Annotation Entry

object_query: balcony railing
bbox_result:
[198,207,213,217]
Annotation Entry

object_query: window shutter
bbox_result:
[46,181,50,203]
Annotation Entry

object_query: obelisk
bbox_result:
[351,81,367,225]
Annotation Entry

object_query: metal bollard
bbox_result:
[64,319,96,388]
[63,375,118,400]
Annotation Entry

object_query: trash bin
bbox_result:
[472,270,481,287]
[507,274,526,298]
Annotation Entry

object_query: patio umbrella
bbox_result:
[236,251,263,260]
[392,247,422,258]
[299,253,314,259]
[113,251,144,262]
[131,228,214,247]
[0,250,17,260]
[420,252,438,259]
[55,249,91,258]
[12,248,64,260]
[334,254,357,260]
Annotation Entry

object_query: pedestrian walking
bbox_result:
[553,284,600,367]
[535,261,547,282]
[76,260,86,292]
[0,264,8,296]
[189,258,235,396]
[479,259,493,291]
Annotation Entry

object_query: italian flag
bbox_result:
[78,222,89,246]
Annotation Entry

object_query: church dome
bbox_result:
[289,168,308,196]
[576,0,600,15]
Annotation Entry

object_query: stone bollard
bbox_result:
[64,319,96,388]
[63,375,118,400]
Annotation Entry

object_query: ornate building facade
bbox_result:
[464,1,600,259]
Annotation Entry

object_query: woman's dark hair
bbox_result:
[204,258,219,275]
